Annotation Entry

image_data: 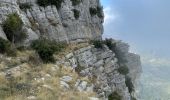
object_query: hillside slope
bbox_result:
[0,0,141,100]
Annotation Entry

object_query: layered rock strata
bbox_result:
[0,0,103,42]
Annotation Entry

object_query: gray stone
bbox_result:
[0,0,103,43]
[77,81,88,92]
[60,76,72,82]
[60,81,70,89]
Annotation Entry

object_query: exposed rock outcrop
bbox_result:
[114,40,142,84]
[0,0,103,42]
[62,45,135,100]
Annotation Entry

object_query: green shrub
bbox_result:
[31,38,66,63]
[6,46,17,57]
[89,6,103,18]
[73,9,80,19]
[91,40,103,49]
[37,0,63,9]
[96,6,103,18]
[0,86,11,99]
[0,38,10,54]
[70,0,81,6]
[104,38,116,50]
[108,92,122,100]
[16,46,27,51]
[2,13,27,43]
[50,0,64,9]
[118,65,129,75]
[28,53,42,65]
[89,7,97,16]
[37,0,50,7]
[125,76,134,94]
[0,37,16,56]
[19,3,32,11]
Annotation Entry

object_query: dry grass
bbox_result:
[0,43,97,100]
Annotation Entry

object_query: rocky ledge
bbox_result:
[0,41,142,100]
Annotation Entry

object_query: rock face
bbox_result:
[63,45,140,100]
[114,41,142,83]
[0,0,142,100]
[0,0,103,42]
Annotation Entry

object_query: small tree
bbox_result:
[0,37,16,56]
[96,6,104,18]
[50,0,63,9]
[37,0,49,7]
[70,0,81,6]
[19,3,32,11]
[2,13,27,43]
[37,0,63,9]
[89,7,97,16]
[31,38,66,63]
[125,76,134,94]
[89,6,103,18]
[91,40,104,49]
[104,38,116,50]
[118,65,129,75]
[73,9,80,20]
[0,37,10,54]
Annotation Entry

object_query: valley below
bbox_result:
[137,61,170,100]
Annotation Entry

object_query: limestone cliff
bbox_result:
[0,0,103,42]
[114,40,142,83]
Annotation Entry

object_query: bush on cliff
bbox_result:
[31,38,66,63]
[91,40,104,49]
[125,76,134,94]
[90,6,103,18]
[96,6,103,18]
[0,37,16,56]
[118,65,129,75]
[19,3,32,11]
[0,38,10,54]
[73,9,80,19]
[104,38,116,50]
[70,0,81,6]
[2,13,27,43]
[37,0,63,9]
[108,92,122,100]
[89,7,97,16]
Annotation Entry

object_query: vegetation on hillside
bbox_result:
[31,38,66,63]
[73,9,80,20]
[70,0,81,6]
[89,6,103,18]
[90,40,104,49]
[118,65,129,75]
[2,13,27,43]
[108,92,122,100]
[37,0,64,9]
[0,37,17,56]
[19,3,32,11]
[125,76,134,94]
[0,38,11,54]
[0,51,96,100]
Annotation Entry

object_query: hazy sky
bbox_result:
[101,0,170,62]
